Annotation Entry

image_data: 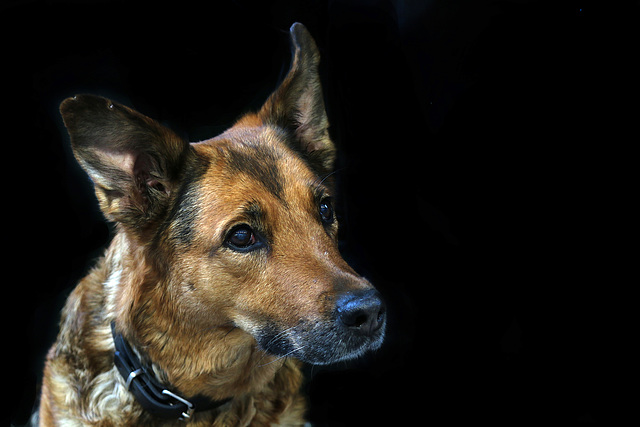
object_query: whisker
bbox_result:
[222,326,238,339]
[254,325,299,365]
[314,168,344,191]
[265,325,297,346]
[256,345,306,368]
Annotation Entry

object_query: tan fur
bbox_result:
[39,23,384,426]
[41,178,309,426]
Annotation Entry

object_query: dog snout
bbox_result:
[335,289,386,336]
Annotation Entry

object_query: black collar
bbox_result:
[111,322,232,420]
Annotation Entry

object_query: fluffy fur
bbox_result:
[38,23,384,426]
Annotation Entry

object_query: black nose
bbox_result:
[336,289,386,336]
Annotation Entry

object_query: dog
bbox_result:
[37,23,385,426]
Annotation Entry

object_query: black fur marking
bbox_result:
[170,182,201,245]
[256,324,296,357]
[158,154,208,246]
[226,145,285,202]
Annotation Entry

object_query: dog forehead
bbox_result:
[198,127,310,184]
[191,126,321,212]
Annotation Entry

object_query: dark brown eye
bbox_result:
[319,198,334,224]
[226,225,259,251]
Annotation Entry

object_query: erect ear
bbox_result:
[60,94,190,229]
[258,23,335,177]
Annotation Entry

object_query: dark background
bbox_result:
[5,0,636,424]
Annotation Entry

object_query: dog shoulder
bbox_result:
[41,257,143,425]
[55,257,112,359]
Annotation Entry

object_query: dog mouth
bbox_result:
[255,310,386,365]
[235,289,386,365]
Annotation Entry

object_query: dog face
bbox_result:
[60,24,385,365]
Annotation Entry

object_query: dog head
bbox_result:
[60,23,385,366]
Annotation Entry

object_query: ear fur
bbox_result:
[258,23,335,176]
[60,94,189,229]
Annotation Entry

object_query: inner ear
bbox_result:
[147,179,166,194]
[133,153,168,195]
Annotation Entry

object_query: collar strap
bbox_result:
[111,322,232,420]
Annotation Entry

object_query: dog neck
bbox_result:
[111,321,232,420]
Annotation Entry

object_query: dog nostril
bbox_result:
[352,313,369,328]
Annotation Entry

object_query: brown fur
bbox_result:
[39,23,384,426]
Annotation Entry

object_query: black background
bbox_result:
[5,0,636,424]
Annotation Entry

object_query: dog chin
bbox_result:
[255,320,386,366]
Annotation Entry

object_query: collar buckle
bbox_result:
[125,368,143,390]
[162,389,195,420]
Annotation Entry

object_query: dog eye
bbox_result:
[226,225,259,251]
[319,198,334,224]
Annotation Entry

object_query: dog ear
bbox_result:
[258,23,335,176]
[60,94,189,229]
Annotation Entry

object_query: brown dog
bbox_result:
[38,23,385,426]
